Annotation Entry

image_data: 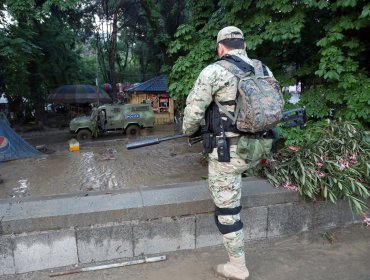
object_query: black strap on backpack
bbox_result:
[220,54,255,75]
[220,54,269,77]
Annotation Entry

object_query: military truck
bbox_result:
[69,104,155,140]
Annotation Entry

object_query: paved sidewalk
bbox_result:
[3,225,370,280]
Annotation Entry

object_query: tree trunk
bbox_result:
[108,11,118,99]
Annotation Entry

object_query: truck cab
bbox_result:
[70,104,154,140]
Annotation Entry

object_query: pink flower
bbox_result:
[338,154,358,170]
[281,182,299,191]
[288,146,299,152]
[364,214,370,226]
[349,154,358,165]
[317,171,326,178]
[338,159,350,171]
[316,161,324,168]
[320,155,328,161]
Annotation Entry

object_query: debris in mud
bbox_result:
[322,231,335,244]
[0,125,208,198]
[36,144,55,154]
[98,148,117,161]
[99,156,116,161]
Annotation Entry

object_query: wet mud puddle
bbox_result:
[0,132,207,199]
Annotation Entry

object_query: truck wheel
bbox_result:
[77,129,92,141]
[126,125,140,136]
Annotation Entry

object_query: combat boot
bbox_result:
[214,255,249,280]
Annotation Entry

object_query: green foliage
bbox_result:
[263,120,370,214]
[166,0,370,214]
[168,0,369,126]
[0,25,41,100]
[0,0,97,121]
[1,0,188,123]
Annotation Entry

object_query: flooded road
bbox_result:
[0,125,207,199]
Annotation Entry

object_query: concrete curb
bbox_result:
[0,178,363,275]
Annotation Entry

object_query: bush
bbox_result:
[262,120,370,214]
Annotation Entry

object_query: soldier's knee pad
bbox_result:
[214,206,243,234]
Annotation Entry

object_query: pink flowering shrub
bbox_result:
[364,214,370,226]
[281,182,299,191]
[262,120,370,214]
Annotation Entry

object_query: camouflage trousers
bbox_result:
[208,144,251,258]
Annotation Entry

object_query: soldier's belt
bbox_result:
[209,136,240,148]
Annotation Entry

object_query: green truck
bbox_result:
[69,103,155,140]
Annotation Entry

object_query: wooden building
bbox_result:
[125,75,174,124]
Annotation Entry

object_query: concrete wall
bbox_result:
[0,178,363,275]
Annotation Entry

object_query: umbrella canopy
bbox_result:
[48,84,112,104]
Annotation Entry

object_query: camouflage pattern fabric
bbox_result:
[182,49,274,259]
[183,49,273,137]
[215,59,283,133]
[209,144,250,257]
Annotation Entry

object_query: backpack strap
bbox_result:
[214,99,238,124]
[215,54,255,78]
[216,55,269,77]
[252,59,269,77]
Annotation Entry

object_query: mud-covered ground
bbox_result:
[3,225,370,280]
[0,124,207,199]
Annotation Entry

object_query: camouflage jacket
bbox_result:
[182,49,273,136]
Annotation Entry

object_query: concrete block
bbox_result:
[77,224,133,263]
[267,203,312,238]
[0,236,15,275]
[13,230,78,273]
[2,190,143,234]
[312,200,340,229]
[133,216,195,256]
[311,199,362,229]
[241,206,268,240]
[195,213,222,248]
[336,199,358,225]
[241,178,300,208]
[141,181,214,220]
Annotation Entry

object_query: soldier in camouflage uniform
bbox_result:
[182,26,274,280]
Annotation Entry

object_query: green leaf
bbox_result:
[360,4,370,18]
[323,186,328,198]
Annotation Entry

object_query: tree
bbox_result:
[0,0,95,123]
[168,0,370,125]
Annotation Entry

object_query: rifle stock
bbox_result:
[281,106,307,128]
[126,107,307,150]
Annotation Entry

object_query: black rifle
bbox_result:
[126,107,307,150]
[280,106,307,128]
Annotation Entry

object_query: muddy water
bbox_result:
[0,125,207,199]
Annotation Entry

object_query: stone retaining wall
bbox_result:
[0,178,361,275]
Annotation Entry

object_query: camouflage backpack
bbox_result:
[215,55,284,133]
